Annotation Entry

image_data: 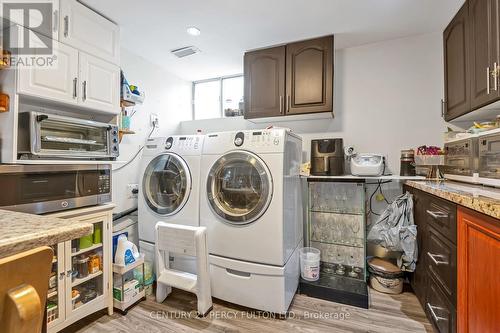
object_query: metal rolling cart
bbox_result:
[299,178,369,308]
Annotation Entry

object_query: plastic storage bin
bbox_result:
[299,247,320,281]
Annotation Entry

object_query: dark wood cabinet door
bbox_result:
[457,207,500,333]
[285,36,333,115]
[469,0,499,110]
[244,46,286,119]
[444,2,471,121]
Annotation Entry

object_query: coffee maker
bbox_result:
[310,139,344,176]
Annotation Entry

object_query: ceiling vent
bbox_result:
[170,46,200,58]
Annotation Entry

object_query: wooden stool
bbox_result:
[0,246,53,333]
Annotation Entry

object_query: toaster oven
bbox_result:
[478,131,500,187]
[443,137,479,183]
[18,112,119,160]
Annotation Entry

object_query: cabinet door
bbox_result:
[469,0,499,109]
[285,36,333,115]
[64,213,110,321]
[17,38,79,104]
[60,0,120,64]
[79,52,120,114]
[244,46,286,119]
[457,207,500,333]
[46,243,66,330]
[444,2,471,121]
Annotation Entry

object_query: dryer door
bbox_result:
[207,150,273,225]
[142,153,192,216]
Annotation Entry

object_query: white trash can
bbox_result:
[299,247,320,281]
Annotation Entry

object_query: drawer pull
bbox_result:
[427,252,449,266]
[226,268,251,279]
[426,303,448,323]
[426,210,448,219]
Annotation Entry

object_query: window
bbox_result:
[193,75,244,120]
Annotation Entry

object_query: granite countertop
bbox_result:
[405,180,500,219]
[0,209,93,259]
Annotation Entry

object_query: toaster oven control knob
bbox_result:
[112,129,118,135]
[234,132,244,147]
[113,138,118,143]
[113,146,118,151]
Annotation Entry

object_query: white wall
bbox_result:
[112,48,192,214]
[178,32,447,174]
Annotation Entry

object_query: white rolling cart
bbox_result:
[112,255,146,313]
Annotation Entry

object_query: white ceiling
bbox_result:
[82,0,464,82]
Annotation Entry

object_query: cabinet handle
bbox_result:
[59,272,65,280]
[64,15,69,37]
[426,209,448,219]
[287,95,291,113]
[440,99,446,117]
[279,96,283,114]
[66,269,72,277]
[494,63,498,91]
[427,252,449,266]
[82,81,87,101]
[53,10,58,33]
[73,78,77,99]
[426,303,447,323]
[487,67,491,95]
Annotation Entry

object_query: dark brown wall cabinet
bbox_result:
[404,186,457,333]
[444,0,500,121]
[244,36,333,119]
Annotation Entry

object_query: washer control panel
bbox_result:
[166,136,202,151]
[233,130,282,148]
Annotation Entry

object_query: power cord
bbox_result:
[367,161,393,216]
[112,126,156,172]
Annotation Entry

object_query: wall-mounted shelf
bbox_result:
[118,129,135,143]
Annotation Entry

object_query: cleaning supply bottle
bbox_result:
[114,234,139,266]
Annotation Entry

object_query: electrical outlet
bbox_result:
[127,184,139,199]
[150,114,159,128]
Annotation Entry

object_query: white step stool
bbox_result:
[155,222,212,316]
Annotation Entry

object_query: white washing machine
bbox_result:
[138,135,204,273]
[200,128,303,314]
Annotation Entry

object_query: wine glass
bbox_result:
[347,250,359,278]
[334,246,346,275]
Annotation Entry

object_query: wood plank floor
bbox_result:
[62,288,433,333]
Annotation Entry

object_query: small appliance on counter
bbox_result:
[350,154,385,176]
[478,128,500,187]
[310,138,344,176]
[443,136,479,184]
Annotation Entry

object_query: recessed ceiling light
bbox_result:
[187,26,201,36]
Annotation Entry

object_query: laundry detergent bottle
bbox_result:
[114,234,139,266]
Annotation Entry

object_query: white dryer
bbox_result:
[200,129,302,314]
[138,135,204,272]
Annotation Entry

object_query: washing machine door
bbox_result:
[142,153,191,216]
[207,150,273,225]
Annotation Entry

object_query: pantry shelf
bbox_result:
[72,243,102,257]
[118,129,135,143]
[72,270,103,287]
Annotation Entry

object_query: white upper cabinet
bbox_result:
[1,0,60,41]
[60,0,120,65]
[79,52,120,114]
[17,38,79,105]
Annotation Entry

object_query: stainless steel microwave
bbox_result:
[18,112,119,160]
[0,164,111,214]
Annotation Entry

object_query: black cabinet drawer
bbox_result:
[426,274,456,333]
[426,225,457,305]
[425,196,457,244]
